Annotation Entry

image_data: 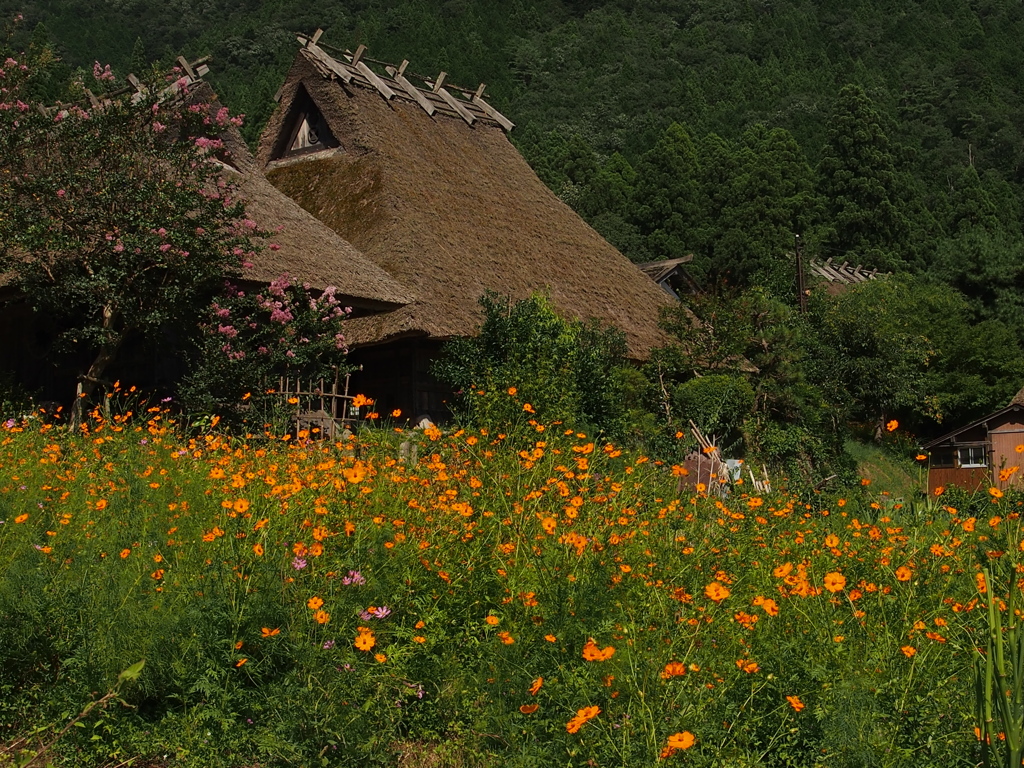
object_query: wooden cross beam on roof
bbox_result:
[425,72,474,125]
[298,34,353,83]
[386,62,436,116]
[471,94,514,131]
[337,44,395,100]
[176,56,197,80]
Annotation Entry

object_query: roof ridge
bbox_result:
[294,31,514,132]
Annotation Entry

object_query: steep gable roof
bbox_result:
[257,40,672,358]
[1,57,413,313]
[217,127,412,309]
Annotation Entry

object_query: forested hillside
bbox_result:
[4,0,1024,444]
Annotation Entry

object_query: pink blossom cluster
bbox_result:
[206,105,244,128]
[194,136,224,151]
[92,61,115,82]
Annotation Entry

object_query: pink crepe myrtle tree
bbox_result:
[0,41,267,424]
[180,276,352,420]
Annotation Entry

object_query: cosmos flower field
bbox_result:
[0,407,1016,767]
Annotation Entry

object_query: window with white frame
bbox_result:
[958,445,988,468]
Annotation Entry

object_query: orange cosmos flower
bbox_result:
[507,387,517,396]
[261,627,280,638]
[566,705,600,734]
[824,534,840,548]
[895,566,912,582]
[659,731,697,758]
[313,610,331,624]
[519,703,539,714]
[990,487,1004,499]
[529,677,543,695]
[233,498,250,513]
[235,658,247,667]
[307,596,324,610]
[886,420,898,432]
[354,629,376,651]
[976,572,988,593]
[151,569,164,580]
[485,615,500,626]
[120,548,131,559]
[736,659,759,673]
[582,640,615,661]
[705,581,730,603]
[497,631,515,645]
[661,661,687,679]
[823,572,847,593]
[374,653,387,663]
[786,695,805,712]
[773,562,793,578]
[14,514,28,524]
[544,634,557,643]
[901,645,917,658]
[252,543,264,556]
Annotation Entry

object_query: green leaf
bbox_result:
[117,659,146,682]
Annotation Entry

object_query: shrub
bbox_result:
[433,293,630,438]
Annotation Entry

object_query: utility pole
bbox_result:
[795,234,807,314]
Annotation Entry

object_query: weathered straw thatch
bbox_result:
[257,44,672,358]
[223,141,413,310]
[203,87,413,310]
[1010,385,1024,407]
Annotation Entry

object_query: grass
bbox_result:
[844,438,923,501]
[0,407,1015,767]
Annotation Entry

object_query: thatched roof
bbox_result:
[257,42,672,358]
[809,258,885,285]
[1010,386,1024,407]
[200,84,413,310]
[220,138,412,309]
[1,63,413,314]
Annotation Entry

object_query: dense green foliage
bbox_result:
[432,293,631,439]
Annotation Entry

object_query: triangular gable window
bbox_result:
[273,86,339,160]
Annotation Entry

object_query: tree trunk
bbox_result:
[70,305,123,428]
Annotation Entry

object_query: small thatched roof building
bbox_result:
[255,35,673,415]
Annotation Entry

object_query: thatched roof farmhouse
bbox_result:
[253,33,673,416]
[4,42,673,418]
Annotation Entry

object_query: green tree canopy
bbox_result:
[816,85,911,271]
[0,50,261,421]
